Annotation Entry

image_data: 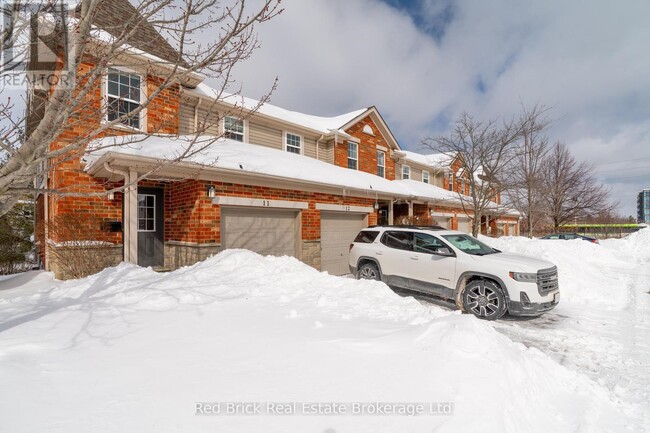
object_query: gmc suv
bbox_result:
[349,226,560,320]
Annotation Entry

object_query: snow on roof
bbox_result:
[393,179,462,203]
[188,83,367,134]
[401,150,455,169]
[83,135,465,204]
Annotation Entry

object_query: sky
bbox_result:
[225,0,650,218]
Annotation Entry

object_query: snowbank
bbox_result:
[480,234,638,310]
[0,249,631,432]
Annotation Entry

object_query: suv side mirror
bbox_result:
[435,247,454,257]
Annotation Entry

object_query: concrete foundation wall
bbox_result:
[164,241,222,270]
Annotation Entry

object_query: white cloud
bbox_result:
[224,0,650,216]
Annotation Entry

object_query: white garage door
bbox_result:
[457,217,471,233]
[433,216,451,229]
[221,207,298,257]
[321,212,366,275]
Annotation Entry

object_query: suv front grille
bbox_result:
[537,267,559,294]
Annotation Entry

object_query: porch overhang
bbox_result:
[86,151,408,202]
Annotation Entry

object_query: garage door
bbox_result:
[221,207,298,257]
[320,212,366,275]
[433,216,451,229]
[457,217,471,233]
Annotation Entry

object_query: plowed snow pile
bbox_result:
[1,230,648,432]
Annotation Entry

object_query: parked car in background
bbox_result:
[541,233,599,244]
[349,226,560,320]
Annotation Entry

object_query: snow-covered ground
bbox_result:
[0,230,648,432]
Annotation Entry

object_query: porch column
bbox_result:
[124,170,138,264]
[408,201,413,218]
[388,200,394,225]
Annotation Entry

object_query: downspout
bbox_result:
[104,162,130,263]
[42,169,49,271]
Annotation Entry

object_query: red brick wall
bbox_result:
[164,180,377,244]
[45,61,181,247]
[334,116,396,180]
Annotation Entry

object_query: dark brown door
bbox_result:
[137,188,164,267]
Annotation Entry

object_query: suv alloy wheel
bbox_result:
[462,279,507,320]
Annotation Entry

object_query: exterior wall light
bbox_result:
[107,191,115,201]
[207,185,216,198]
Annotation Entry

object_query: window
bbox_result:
[137,194,155,232]
[107,68,142,129]
[224,116,244,141]
[348,141,358,170]
[377,151,385,177]
[380,231,412,251]
[448,172,454,191]
[413,233,446,254]
[285,132,301,154]
[422,171,430,184]
[402,165,410,180]
[441,234,498,256]
[354,231,380,244]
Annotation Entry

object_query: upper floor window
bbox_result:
[422,171,430,184]
[107,68,142,129]
[448,172,454,191]
[402,165,410,180]
[348,141,358,170]
[377,151,385,177]
[224,116,244,141]
[285,132,302,154]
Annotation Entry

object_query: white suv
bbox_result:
[349,226,560,320]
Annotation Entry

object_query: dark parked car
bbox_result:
[540,233,599,244]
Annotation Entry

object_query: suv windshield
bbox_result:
[441,234,499,256]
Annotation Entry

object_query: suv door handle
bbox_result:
[375,252,383,255]
[410,256,419,260]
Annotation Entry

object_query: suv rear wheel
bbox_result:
[462,279,507,320]
[358,262,380,281]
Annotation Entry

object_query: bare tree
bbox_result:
[422,111,526,237]
[0,0,282,217]
[504,104,551,237]
[541,142,616,230]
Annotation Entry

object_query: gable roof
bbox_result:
[79,0,186,66]
[339,106,401,151]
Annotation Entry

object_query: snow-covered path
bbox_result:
[483,232,650,430]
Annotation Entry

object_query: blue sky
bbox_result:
[227,0,650,217]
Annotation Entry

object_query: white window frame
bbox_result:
[284,132,302,155]
[422,170,430,184]
[448,172,454,191]
[377,151,385,178]
[347,141,358,170]
[402,165,410,180]
[223,116,246,142]
[103,67,146,132]
[137,194,156,232]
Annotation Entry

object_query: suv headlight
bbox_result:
[509,271,537,283]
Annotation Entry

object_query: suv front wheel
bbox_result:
[462,279,507,320]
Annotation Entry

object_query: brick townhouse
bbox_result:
[33,0,520,278]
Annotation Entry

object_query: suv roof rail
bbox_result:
[367,225,447,230]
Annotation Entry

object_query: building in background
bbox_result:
[638,189,650,223]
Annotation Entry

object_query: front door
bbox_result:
[137,188,164,267]
[409,232,456,299]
